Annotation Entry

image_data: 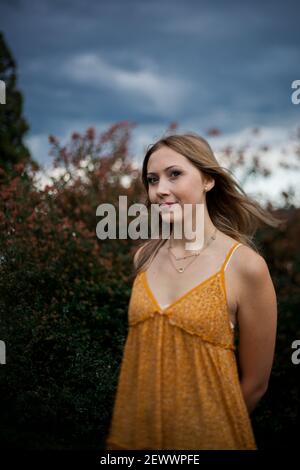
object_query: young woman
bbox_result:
[105,132,282,450]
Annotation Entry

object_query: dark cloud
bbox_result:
[1,0,300,164]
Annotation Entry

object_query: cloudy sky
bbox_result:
[1,0,300,206]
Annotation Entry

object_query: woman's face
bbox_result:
[146,146,211,228]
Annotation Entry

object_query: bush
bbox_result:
[0,123,299,449]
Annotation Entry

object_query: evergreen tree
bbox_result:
[0,31,38,173]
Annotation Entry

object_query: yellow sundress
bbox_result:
[105,241,257,450]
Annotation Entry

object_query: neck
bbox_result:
[169,210,216,254]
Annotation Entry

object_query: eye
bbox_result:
[147,176,156,185]
[147,170,181,185]
[170,170,181,179]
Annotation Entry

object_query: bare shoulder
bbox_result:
[234,244,271,282]
[231,243,276,313]
[220,234,269,281]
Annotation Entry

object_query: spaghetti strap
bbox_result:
[221,241,243,272]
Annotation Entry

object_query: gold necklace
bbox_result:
[168,227,218,260]
[167,227,218,273]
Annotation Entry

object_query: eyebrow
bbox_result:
[146,165,182,176]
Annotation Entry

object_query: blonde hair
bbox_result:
[133,132,286,275]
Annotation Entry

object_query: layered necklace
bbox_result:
[167,227,218,273]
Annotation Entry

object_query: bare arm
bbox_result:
[236,248,278,415]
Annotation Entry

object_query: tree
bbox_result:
[0,31,38,174]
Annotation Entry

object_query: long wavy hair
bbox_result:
[133,132,286,275]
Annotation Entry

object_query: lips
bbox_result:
[159,202,178,205]
[159,202,179,210]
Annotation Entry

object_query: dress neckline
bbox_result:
[141,241,241,327]
[143,268,222,314]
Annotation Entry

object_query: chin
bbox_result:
[161,214,182,224]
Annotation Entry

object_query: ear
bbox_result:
[204,176,215,191]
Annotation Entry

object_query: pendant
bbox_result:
[178,267,184,273]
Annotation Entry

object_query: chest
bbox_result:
[145,258,239,325]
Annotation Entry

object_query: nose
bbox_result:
[156,177,171,197]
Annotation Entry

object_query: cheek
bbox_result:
[148,187,155,199]
[178,177,200,201]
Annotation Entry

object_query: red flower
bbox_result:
[48,134,58,144]
[86,127,95,140]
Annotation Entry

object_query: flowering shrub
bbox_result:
[0,122,299,449]
[0,121,145,449]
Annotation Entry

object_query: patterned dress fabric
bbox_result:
[105,241,257,450]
